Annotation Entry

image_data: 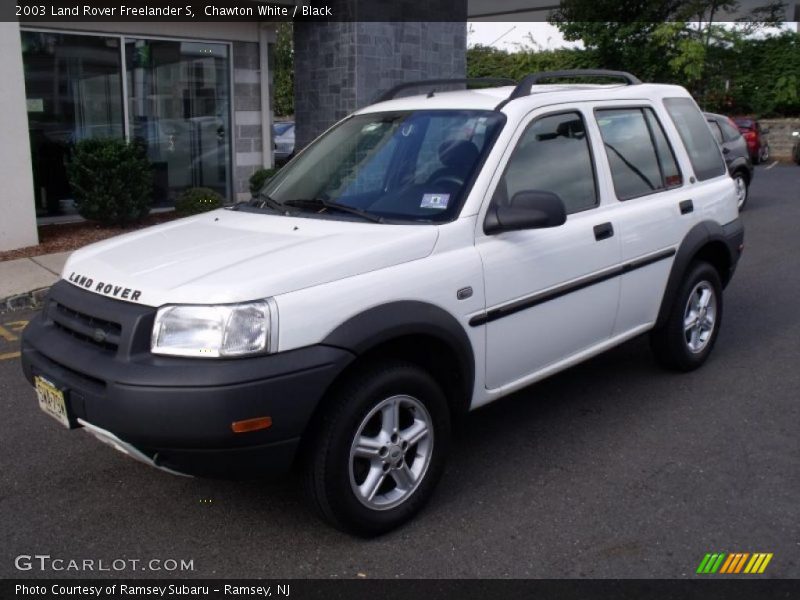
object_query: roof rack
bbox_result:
[494,69,642,110]
[374,77,516,104]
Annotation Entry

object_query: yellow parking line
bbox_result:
[0,351,21,361]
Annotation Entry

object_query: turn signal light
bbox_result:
[231,416,272,433]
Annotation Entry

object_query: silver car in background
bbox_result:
[273,121,295,164]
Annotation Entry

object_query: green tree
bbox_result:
[273,23,294,117]
[549,0,786,91]
[467,42,595,81]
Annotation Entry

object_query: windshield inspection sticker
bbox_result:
[421,193,450,210]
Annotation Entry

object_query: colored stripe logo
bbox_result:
[697,553,773,574]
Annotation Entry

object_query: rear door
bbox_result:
[593,97,732,335]
[592,103,691,335]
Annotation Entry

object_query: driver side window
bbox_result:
[495,111,598,215]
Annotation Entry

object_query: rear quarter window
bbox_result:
[664,98,727,181]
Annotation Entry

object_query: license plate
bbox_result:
[35,376,71,428]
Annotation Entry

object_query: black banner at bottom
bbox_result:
[3,579,800,600]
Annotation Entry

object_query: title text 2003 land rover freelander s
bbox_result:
[22,71,744,535]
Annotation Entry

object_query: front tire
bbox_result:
[303,361,450,536]
[650,261,723,372]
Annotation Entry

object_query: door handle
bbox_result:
[593,222,614,241]
[679,200,694,215]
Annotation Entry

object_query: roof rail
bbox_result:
[495,69,642,110]
[373,77,517,104]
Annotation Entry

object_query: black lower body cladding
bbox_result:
[722,218,744,265]
[20,282,354,478]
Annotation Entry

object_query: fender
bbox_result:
[727,158,751,179]
[655,219,744,329]
[322,301,475,411]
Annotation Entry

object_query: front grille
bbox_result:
[50,301,122,353]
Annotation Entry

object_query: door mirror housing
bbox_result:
[484,190,567,234]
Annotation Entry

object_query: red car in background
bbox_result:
[734,117,770,164]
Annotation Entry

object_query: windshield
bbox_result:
[259,110,505,223]
[273,122,294,136]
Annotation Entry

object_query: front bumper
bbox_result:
[21,281,354,478]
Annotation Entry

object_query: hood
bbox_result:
[62,209,439,307]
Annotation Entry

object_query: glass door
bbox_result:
[21,31,124,216]
[125,39,231,205]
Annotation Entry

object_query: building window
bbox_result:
[21,31,124,216]
[21,30,232,217]
[126,39,231,205]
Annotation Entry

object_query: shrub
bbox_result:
[249,168,279,196]
[174,187,224,216]
[67,138,153,226]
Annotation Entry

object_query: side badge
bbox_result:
[457,287,473,300]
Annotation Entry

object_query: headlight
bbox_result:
[151,299,277,358]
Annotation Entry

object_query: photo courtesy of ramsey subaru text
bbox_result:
[22,70,744,536]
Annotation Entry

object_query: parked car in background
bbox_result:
[273,121,295,164]
[792,130,800,165]
[733,117,770,164]
[705,112,753,210]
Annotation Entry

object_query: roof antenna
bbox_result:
[427,89,436,98]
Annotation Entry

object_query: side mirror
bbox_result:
[484,190,567,234]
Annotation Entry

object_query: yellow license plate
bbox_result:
[35,376,70,428]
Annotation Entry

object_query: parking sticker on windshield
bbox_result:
[421,193,450,210]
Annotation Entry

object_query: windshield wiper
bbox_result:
[283,198,384,223]
[254,191,291,213]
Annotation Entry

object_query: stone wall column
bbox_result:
[294,16,467,150]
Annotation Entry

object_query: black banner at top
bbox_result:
[4,0,471,22]
[4,0,797,23]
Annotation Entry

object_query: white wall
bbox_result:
[0,22,38,252]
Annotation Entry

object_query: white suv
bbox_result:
[22,70,744,535]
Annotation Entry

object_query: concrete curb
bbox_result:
[0,251,70,313]
[0,287,50,314]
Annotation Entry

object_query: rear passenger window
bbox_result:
[664,97,727,181]
[495,111,597,215]
[596,107,682,200]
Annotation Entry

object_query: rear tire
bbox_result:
[303,361,450,536]
[733,171,749,211]
[650,261,723,372]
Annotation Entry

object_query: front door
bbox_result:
[476,109,622,390]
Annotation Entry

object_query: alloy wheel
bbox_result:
[734,175,747,209]
[683,281,718,353]
[348,395,433,511]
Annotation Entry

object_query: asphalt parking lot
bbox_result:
[1,164,798,580]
